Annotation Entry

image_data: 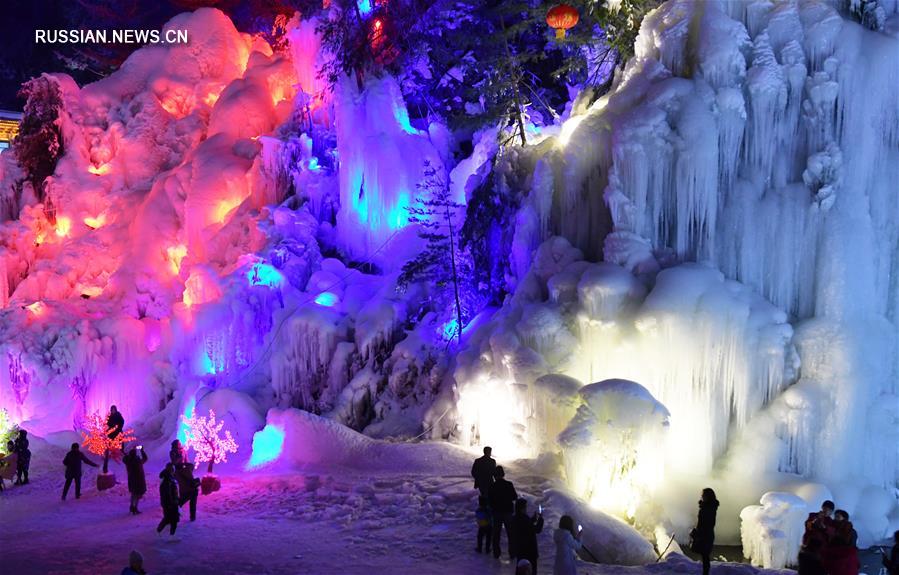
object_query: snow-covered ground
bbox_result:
[3,436,795,575]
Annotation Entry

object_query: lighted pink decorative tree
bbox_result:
[81,410,136,491]
[180,409,238,494]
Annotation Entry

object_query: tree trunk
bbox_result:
[103,448,109,474]
[500,15,528,146]
[445,203,464,344]
[207,459,214,475]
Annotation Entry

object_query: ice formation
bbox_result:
[0,7,446,446]
[446,0,899,558]
[0,0,897,567]
[740,492,808,568]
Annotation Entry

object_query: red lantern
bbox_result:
[546,4,579,39]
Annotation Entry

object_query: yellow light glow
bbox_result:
[558,114,586,147]
[79,286,104,298]
[84,213,107,229]
[24,301,45,315]
[166,244,188,275]
[55,216,72,237]
[204,91,221,107]
[88,163,111,175]
[214,198,242,224]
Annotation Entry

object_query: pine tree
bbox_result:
[398,162,466,343]
[14,76,65,201]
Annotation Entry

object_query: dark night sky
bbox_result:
[0,1,182,109]
[0,0,302,110]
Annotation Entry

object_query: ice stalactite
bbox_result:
[740,492,808,569]
[271,306,349,412]
[334,75,444,265]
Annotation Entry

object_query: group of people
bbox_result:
[471,446,586,575]
[0,404,202,551]
[798,500,862,575]
[0,429,31,490]
[156,439,200,536]
[473,446,722,575]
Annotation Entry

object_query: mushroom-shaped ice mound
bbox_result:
[559,379,670,520]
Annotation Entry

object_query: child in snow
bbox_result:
[157,463,181,536]
[14,429,31,485]
[475,495,492,554]
[0,440,18,491]
[121,549,147,575]
[553,515,582,575]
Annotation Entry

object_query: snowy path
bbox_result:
[4,439,789,575]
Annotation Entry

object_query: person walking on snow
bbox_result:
[175,460,199,522]
[690,488,718,575]
[471,446,496,498]
[156,463,181,536]
[510,498,544,574]
[107,406,125,439]
[62,443,99,500]
[14,429,30,484]
[123,445,148,514]
[488,466,518,559]
[553,515,583,575]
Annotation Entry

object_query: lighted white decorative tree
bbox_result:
[180,409,238,494]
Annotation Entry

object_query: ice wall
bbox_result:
[450,238,797,475]
[0,8,301,434]
[447,0,899,547]
[334,75,444,265]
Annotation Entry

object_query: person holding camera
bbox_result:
[511,498,545,574]
[124,444,148,515]
[553,515,583,575]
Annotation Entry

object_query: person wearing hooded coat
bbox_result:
[690,488,719,575]
[123,446,148,514]
[553,515,583,575]
[121,549,147,575]
[156,463,180,536]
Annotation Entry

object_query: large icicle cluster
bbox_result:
[448,0,899,555]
